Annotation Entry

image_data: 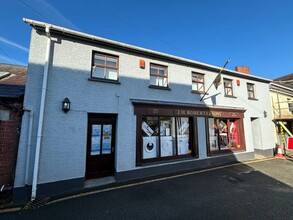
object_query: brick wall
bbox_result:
[0,105,21,204]
[235,66,250,74]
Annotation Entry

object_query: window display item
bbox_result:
[178,121,189,135]
[210,135,218,151]
[220,133,228,149]
[143,136,158,159]
[142,121,154,137]
[219,120,227,132]
[91,125,101,155]
[229,121,239,148]
[160,136,173,157]
[166,128,170,136]
[177,135,189,155]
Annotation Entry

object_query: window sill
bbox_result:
[208,148,246,156]
[148,85,171,91]
[248,97,258,101]
[88,78,121,84]
[139,154,196,166]
[191,90,206,95]
[224,95,237,99]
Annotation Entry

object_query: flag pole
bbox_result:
[200,58,231,101]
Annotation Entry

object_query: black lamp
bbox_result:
[62,98,70,113]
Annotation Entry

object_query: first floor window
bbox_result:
[224,78,234,97]
[150,64,168,87]
[247,83,255,99]
[141,116,192,160]
[208,118,242,153]
[288,98,293,113]
[92,52,119,81]
[192,72,205,93]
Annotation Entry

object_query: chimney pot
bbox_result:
[235,66,250,74]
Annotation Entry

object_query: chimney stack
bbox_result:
[235,66,250,75]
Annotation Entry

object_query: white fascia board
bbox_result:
[23,18,271,83]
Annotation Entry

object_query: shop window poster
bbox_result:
[178,121,189,135]
[177,135,189,155]
[91,125,101,155]
[229,121,240,148]
[102,124,112,154]
[142,121,154,137]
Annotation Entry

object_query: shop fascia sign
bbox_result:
[174,109,241,118]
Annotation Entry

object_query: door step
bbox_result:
[85,176,116,188]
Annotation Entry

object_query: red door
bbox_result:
[86,114,116,179]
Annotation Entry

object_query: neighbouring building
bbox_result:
[0,64,26,204]
[270,74,293,152]
[13,18,275,202]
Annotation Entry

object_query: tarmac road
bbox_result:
[1,158,293,220]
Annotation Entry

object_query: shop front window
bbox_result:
[160,117,176,157]
[142,116,192,160]
[208,118,241,152]
[176,117,191,155]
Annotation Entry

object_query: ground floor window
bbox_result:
[207,118,244,154]
[141,116,193,160]
[133,102,245,164]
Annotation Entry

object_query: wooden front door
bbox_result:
[86,114,116,179]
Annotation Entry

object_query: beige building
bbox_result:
[270,74,293,152]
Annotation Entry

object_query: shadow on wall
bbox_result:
[12,58,246,203]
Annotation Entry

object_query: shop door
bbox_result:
[86,114,116,179]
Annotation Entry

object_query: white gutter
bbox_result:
[30,23,52,201]
[23,108,33,185]
[270,82,293,92]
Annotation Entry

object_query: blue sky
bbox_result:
[1,0,293,79]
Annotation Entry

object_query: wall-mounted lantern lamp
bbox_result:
[62,98,70,113]
[263,110,267,118]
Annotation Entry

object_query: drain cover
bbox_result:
[22,198,49,210]
[226,165,255,175]
[226,176,243,183]
[224,176,243,184]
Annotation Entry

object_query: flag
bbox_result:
[200,58,230,101]
[213,72,222,89]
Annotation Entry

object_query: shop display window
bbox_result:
[141,116,192,160]
[176,117,191,155]
[208,118,241,153]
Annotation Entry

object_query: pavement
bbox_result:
[0,157,292,220]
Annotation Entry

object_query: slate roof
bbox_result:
[0,84,25,98]
[0,64,27,99]
[274,73,293,82]
[273,73,293,90]
[0,63,27,85]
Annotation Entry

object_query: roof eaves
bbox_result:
[23,18,271,84]
[270,82,293,92]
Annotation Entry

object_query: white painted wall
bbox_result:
[14,28,275,187]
